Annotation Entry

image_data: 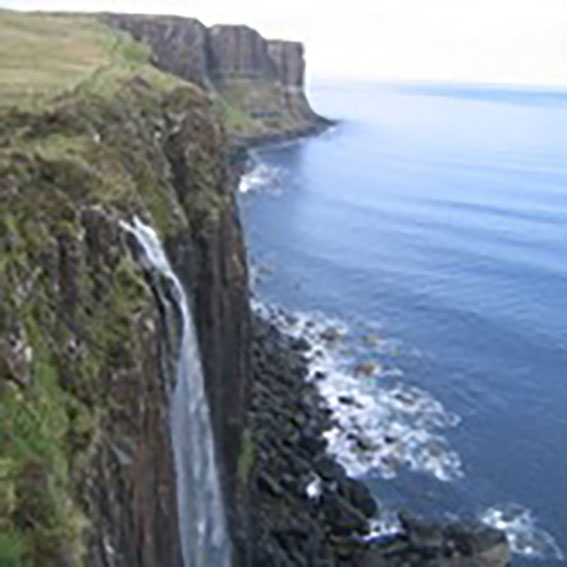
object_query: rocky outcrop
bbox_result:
[103,13,330,141]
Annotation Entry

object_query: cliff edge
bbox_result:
[0,11,250,566]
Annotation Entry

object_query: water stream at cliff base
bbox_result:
[120,217,231,567]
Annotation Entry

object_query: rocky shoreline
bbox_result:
[247,311,510,567]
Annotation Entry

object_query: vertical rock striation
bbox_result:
[267,40,305,88]
[207,25,277,80]
[0,70,250,566]
[103,14,209,86]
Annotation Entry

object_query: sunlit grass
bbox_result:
[0,10,183,110]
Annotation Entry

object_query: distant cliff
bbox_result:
[103,14,330,143]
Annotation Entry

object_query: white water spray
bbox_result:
[120,217,231,567]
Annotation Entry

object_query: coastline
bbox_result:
[247,305,509,567]
[237,121,509,567]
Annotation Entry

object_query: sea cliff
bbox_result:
[0,10,508,567]
[103,13,331,144]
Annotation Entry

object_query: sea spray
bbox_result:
[121,217,231,567]
[252,300,564,559]
[238,158,284,194]
[480,504,564,560]
[252,300,462,482]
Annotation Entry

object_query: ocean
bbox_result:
[239,82,567,565]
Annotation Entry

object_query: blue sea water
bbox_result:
[239,83,567,565]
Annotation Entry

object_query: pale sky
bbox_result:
[2,0,566,87]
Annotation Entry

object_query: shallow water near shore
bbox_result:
[239,82,567,564]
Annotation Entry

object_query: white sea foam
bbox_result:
[238,160,283,194]
[480,504,564,560]
[363,511,404,541]
[253,301,462,482]
[305,474,323,500]
[254,300,566,560]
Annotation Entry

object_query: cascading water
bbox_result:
[120,217,231,567]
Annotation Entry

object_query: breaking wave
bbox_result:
[238,160,284,194]
[363,510,404,541]
[253,301,462,482]
[480,504,564,560]
[252,298,565,560]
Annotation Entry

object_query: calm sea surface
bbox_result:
[239,83,567,565]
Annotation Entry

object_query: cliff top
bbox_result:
[0,10,183,110]
[0,9,325,140]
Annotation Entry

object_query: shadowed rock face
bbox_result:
[0,80,250,567]
[208,25,277,80]
[267,40,305,88]
[104,14,209,86]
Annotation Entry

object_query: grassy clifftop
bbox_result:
[0,10,182,110]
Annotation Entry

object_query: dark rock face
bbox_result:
[103,14,209,86]
[85,217,183,567]
[208,25,277,80]
[161,89,251,559]
[267,40,305,87]
[0,80,250,567]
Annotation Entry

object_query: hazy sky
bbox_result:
[3,0,566,86]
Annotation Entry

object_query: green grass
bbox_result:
[212,77,306,136]
[213,95,261,134]
[0,338,88,565]
[0,10,183,110]
[0,530,28,567]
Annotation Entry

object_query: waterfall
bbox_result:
[120,217,231,567]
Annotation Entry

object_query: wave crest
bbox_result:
[239,161,283,194]
[253,301,462,482]
[480,504,563,560]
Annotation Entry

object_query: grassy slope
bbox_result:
[213,77,308,137]
[0,10,181,110]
